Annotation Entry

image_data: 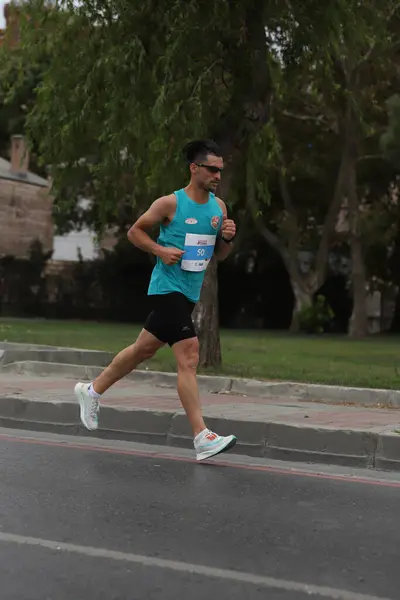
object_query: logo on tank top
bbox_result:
[211,216,220,229]
[185,218,198,224]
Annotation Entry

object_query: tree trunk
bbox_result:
[389,232,400,332]
[193,4,271,366]
[192,257,221,368]
[289,279,313,333]
[390,287,400,332]
[348,228,368,338]
[190,166,233,368]
[193,1,272,367]
[347,144,368,339]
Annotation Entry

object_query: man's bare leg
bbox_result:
[75,329,164,430]
[172,337,206,436]
[172,336,236,460]
[92,329,164,394]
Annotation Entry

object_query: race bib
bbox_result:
[181,233,216,272]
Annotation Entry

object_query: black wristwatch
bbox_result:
[221,235,235,244]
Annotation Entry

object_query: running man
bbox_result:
[74,139,237,460]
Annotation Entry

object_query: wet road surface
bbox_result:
[0,429,398,600]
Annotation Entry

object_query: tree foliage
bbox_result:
[1,0,400,343]
[245,0,400,335]
[1,0,359,225]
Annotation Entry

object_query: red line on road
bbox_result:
[1,432,400,488]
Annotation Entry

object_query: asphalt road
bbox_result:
[0,429,399,600]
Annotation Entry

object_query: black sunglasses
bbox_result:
[194,163,224,174]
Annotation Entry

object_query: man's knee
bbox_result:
[132,329,164,363]
[134,340,159,362]
[175,338,199,371]
[116,340,157,368]
[138,346,157,362]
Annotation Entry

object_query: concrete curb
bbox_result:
[230,379,400,408]
[0,394,399,471]
[0,347,114,369]
[2,358,400,407]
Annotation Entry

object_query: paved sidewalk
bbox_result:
[1,373,400,471]
[3,341,400,407]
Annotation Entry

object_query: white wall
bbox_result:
[52,229,98,261]
[0,3,5,29]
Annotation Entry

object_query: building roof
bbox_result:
[0,156,48,188]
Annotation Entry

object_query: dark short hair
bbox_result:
[182,139,222,164]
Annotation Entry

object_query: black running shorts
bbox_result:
[144,292,197,346]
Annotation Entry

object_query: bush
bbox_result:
[298,295,334,334]
[0,240,51,317]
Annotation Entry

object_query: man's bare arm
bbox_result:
[127,195,174,255]
[127,195,184,265]
[215,198,236,261]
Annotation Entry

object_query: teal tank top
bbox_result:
[148,188,223,302]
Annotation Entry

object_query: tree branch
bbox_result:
[356,154,384,163]
[279,170,296,217]
[246,163,291,267]
[281,110,325,123]
[189,60,221,101]
[314,168,346,291]
[274,125,300,249]
[253,211,290,266]
[248,180,311,293]
[356,4,400,68]
[278,170,301,250]
[357,39,400,69]
[314,104,355,290]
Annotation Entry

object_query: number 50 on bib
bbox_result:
[181,233,216,272]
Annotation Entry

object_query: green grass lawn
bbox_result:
[1,318,400,389]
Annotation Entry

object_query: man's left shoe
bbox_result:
[194,430,237,461]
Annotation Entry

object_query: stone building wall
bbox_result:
[0,177,53,257]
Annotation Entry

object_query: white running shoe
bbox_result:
[194,429,237,461]
[74,382,99,431]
